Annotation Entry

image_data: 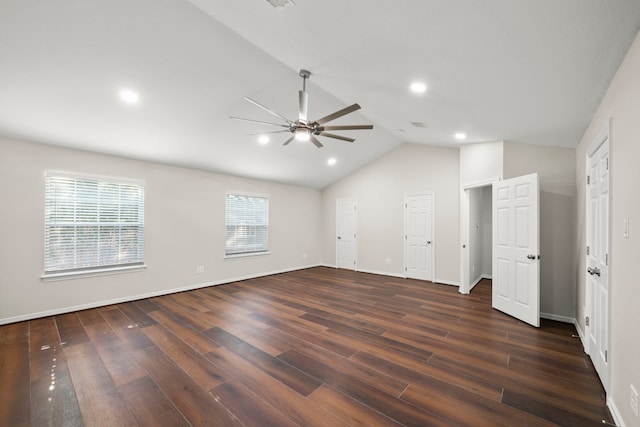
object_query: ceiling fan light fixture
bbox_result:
[294,128,311,142]
[454,132,467,140]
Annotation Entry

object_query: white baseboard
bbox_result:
[607,396,626,427]
[0,263,322,325]
[434,278,459,287]
[540,312,577,325]
[355,268,405,279]
[574,320,587,352]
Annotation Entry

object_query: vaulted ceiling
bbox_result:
[1,1,639,188]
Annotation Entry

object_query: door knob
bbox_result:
[427,241,432,244]
[337,236,342,240]
[594,267,601,277]
[527,254,536,260]
[587,267,594,275]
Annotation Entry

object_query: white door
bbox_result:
[586,134,610,391]
[493,173,540,327]
[404,193,434,281]
[336,199,357,270]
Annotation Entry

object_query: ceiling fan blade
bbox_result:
[282,135,295,146]
[244,97,293,124]
[314,103,361,125]
[230,116,290,128]
[310,135,324,148]
[248,130,291,135]
[299,90,308,121]
[319,132,355,142]
[320,124,373,131]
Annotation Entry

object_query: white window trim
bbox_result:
[41,264,147,282]
[44,171,146,276]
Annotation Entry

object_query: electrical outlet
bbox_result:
[631,384,639,418]
[196,266,204,274]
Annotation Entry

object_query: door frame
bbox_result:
[336,198,358,270]
[584,124,611,392]
[403,192,435,282]
[459,178,499,294]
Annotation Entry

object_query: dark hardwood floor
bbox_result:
[0,267,612,426]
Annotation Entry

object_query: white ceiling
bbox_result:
[1,1,639,189]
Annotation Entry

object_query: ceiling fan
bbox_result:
[230,69,373,148]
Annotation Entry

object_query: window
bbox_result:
[225,193,269,256]
[44,172,145,275]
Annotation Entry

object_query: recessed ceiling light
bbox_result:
[119,89,139,105]
[410,82,427,94]
[455,132,467,140]
[258,135,270,145]
[327,157,337,166]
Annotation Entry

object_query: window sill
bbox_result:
[41,264,147,282]
[224,251,270,260]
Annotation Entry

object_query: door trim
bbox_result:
[459,178,500,294]
[403,192,435,282]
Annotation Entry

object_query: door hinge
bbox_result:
[586,246,590,255]
[606,253,609,266]
[587,175,590,185]
[405,203,407,208]
[405,235,407,240]
[605,350,608,363]
[405,267,407,272]
[586,316,590,327]
[606,158,609,170]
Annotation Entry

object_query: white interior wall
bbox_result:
[468,186,483,285]
[576,31,640,426]
[481,185,493,277]
[0,137,323,324]
[321,143,460,284]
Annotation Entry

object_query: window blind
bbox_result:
[225,193,269,255]
[44,173,145,273]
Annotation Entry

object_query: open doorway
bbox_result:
[460,181,495,294]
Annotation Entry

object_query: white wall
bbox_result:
[460,141,503,187]
[503,142,576,320]
[321,143,460,284]
[481,185,492,276]
[0,137,322,324]
[576,31,640,427]
[468,186,483,284]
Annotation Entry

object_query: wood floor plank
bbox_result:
[147,309,220,355]
[64,342,137,426]
[117,301,158,328]
[204,346,350,427]
[204,327,322,396]
[29,317,83,427]
[118,376,190,427]
[308,384,404,427]
[55,312,90,347]
[134,346,243,427]
[83,322,148,387]
[0,322,31,426]
[279,348,453,427]
[142,324,228,391]
[210,380,299,427]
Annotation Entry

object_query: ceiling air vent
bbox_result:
[266,0,295,9]
[411,122,428,128]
